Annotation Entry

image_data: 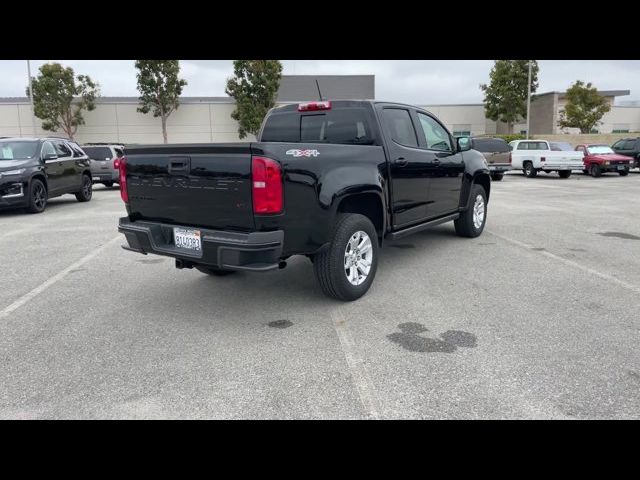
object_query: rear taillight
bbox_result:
[119,156,128,203]
[298,101,331,112]
[508,153,512,164]
[252,156,282,214]
[113,158,120,169]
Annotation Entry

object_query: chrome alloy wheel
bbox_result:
[344,230,373,286]
[472,194,485,230]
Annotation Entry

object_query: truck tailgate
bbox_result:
[124,144,254,231]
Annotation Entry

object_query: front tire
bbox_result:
[455,184,487,238]
[75,174,93,202]
[590,164,602,178]
[313,213,379,301]
[558,170,571,179]
[523,162,537,178]
[491,173,504,181]
[619,168,629,177]
[27,178,47,214]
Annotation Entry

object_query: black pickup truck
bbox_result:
[118,100,490,301]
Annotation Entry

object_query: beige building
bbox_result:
[501,90,640,135]
[1,75,638,142]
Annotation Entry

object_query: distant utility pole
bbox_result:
[26,60,37,136]
[526,60,532,139]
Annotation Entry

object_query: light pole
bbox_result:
[526,60,532,139]
[26,60,37,137]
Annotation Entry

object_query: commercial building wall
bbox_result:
[1,96,637,143]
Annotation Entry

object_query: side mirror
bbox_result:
[43,152,58,161]
[457,137,472,152]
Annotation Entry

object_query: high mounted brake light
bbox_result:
[298,101,331,112]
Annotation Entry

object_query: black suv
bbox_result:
[0,137,93,213]
[611,137,640,169]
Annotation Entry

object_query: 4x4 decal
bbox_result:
[285,149,320,157]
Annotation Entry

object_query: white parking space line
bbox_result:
[0,235,121,320]
[488,230,640,294]
[329,307,382,419]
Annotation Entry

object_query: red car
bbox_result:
[575,144,631,177]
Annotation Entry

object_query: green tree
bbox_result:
[480,60,539,134]
[225,60,283,139]
[558,81,611,133]
[26,63,99,140]
[135,60,187,144]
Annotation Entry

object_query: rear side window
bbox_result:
[382,108,418,148]
[624,140,637,150]
[83,147,112,160]
[516,142,530,150]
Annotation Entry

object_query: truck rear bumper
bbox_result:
[118,217,284,272]
[488,164,512,172]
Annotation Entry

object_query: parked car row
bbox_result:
[0,137,124,214]
[467,136,640,180]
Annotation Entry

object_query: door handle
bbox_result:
[394,157,408,167]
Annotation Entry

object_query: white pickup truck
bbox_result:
[508,139,584,178]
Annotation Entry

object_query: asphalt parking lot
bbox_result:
[1,170,639,419]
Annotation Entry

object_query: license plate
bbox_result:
[617,165,625,170]
[174,227,201,251]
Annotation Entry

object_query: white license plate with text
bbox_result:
[174,227,202,252]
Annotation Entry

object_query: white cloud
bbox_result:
[2,60,639,104]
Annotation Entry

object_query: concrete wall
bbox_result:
[421,104,497,136]
[0,100,255,144]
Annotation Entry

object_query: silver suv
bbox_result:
[81,144,124,188]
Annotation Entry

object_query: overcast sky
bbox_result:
[2,60,639,105]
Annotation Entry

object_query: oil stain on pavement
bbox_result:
[387,322,477,353]
[597,232,640,240]
[268,320,293,329]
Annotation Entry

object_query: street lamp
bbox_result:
[526,60,532,139]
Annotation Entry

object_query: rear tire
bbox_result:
[75,174,93,202]
[454,184,487,238]
[103,181,114,188]
[619,169,629,176]
[491,173,504,181]
[313,213,379,301]
[583,169,589,175]
[196,265,236,276]
[523,162,537,178]
[27,178,47,214]
[590,164,602,178]
[558,170,571,179]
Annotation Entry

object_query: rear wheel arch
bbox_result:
[336,192,385,245]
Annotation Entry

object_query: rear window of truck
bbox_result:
[261,108,373,145]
